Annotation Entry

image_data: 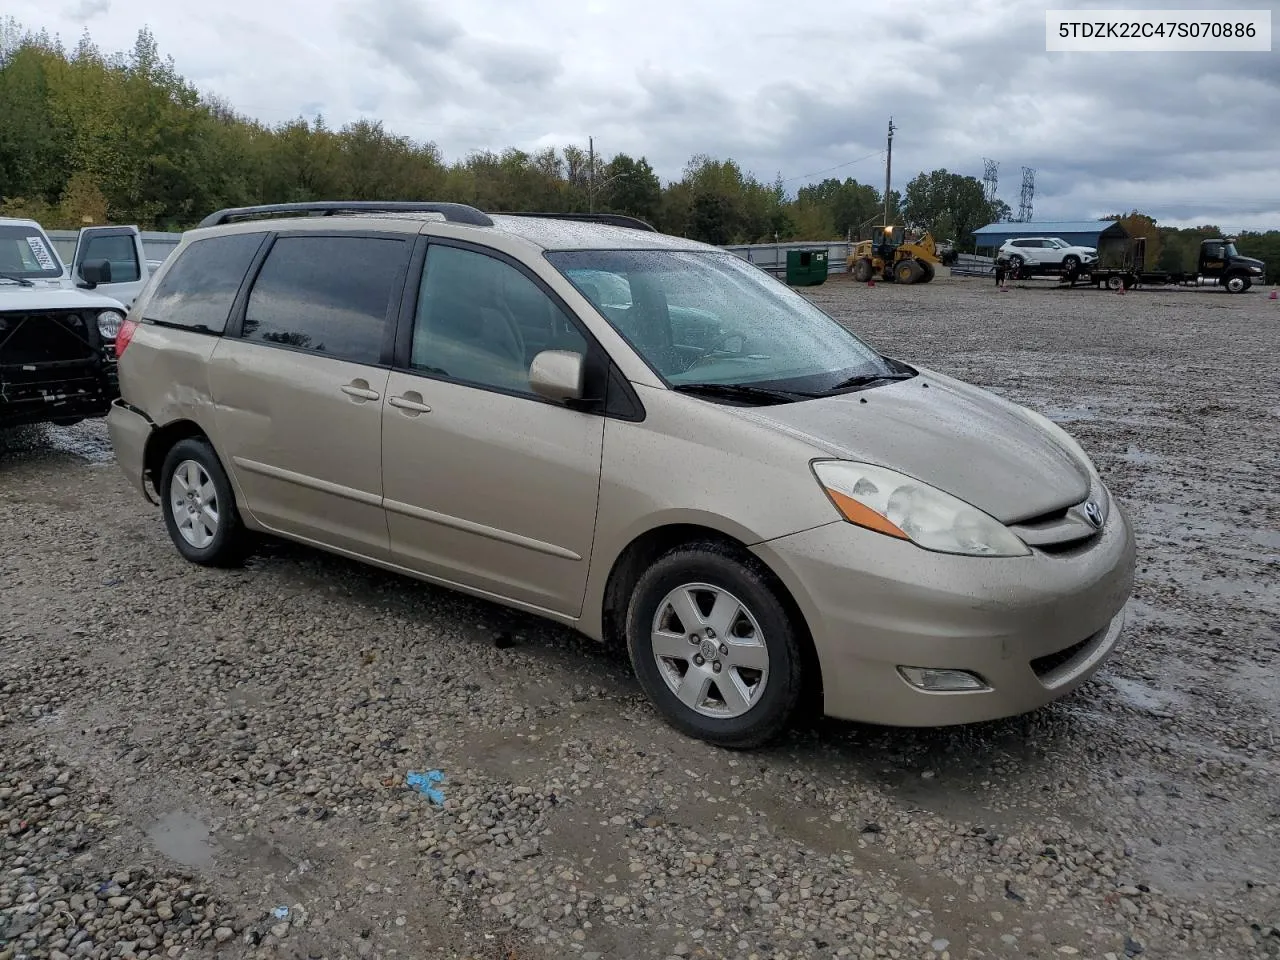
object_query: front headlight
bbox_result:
[811,460,1030,557]
[96,309,125,340]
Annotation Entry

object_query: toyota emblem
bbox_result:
[1084,500,1103,528]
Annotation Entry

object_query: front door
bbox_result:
[208,231,412,561]
[72,226,147,308]
[381,241,605,615]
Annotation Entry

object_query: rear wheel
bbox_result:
[626,542,805,749]
[1106,275,1125,290]
[1062,255,1081,272]
[159,437,250,567]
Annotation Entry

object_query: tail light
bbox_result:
[115,318,139,358]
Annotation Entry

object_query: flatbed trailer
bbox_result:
[1084,269,1235,291]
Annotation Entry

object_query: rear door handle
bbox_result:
[341,380,380,401]
[389,393,432,414]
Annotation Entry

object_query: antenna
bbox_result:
[982,158,999,205]
[1017,167,1036,222]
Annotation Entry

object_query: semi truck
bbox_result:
[1086,236,1266,293]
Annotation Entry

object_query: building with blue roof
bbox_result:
[971,220,1131,256]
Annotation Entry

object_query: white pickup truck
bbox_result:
[1,219,154,429]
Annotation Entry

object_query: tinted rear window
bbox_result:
[241,235,406,365]
[144,233,266,333]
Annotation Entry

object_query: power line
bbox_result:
[783,150,884,184]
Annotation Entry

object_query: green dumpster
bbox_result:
[785,249,828,286]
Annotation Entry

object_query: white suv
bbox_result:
[997,237,1097,272]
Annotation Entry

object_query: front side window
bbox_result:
[410,244,588,396]
[242,235,406,364]
[80,234,141,282]
[0,225,62,280]
[546,249,897,394]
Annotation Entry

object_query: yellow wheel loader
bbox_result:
[845,225,943,284]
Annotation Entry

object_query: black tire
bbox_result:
[919,261,936,283]
[158,436,250,567]
[1224,273,1249,294]
[1106,275,1124,290]
[625,541,805,749]
[852,258,873,283]
[1062,255,1080,272]
[895,259,923,284]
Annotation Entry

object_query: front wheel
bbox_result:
[1224,274,1250,293]
[626,542,805,749]
[159,436,250,567]
[1062,255,1080,272]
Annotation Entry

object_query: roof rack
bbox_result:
[496,211,658,232]
[196,201,495,229]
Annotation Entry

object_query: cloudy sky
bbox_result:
[12,0,1280,230]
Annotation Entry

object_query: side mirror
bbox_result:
[78,259,113,288]
[529,350,585,403]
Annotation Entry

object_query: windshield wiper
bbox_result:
[672,382,817,405]
[826,371,915,392]
[0,272,35,287]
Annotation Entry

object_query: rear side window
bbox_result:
[144,233,266,333]
[241,235,406,365]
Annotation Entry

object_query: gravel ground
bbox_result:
[2,275,1278,960]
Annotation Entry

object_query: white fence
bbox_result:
[723,241,853,276]
[949,253,997,278]
[46,230,182,266]
[46,228,873,279]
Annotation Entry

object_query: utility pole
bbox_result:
[588,136,595,213]
[883,117,895,227]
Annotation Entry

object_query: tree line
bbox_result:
[1,18,1275,277]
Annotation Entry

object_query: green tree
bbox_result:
[903,169,1000,243]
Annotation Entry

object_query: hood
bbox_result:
[1233,255,1266,270]
[738,368,1090,524]
[0,284,127,312]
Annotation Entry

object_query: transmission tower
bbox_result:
[1017,166,1036,222]
[981,158,999,205]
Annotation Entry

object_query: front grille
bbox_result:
[1030,624,1109,685]
[0,311,97,366]
[1031,637,1092,677]
[1,310,115,426]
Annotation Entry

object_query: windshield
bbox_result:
[0,225,63,280]
[545,249,897,394]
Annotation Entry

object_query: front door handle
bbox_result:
[388,392,432,415]
[341,380,380,401]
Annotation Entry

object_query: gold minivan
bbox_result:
[108,202,1135,748]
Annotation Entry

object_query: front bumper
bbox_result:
[751,497,1136,726]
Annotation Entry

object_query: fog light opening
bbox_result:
[897,666,990,692]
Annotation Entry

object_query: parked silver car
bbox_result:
[107,202,1136,748]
